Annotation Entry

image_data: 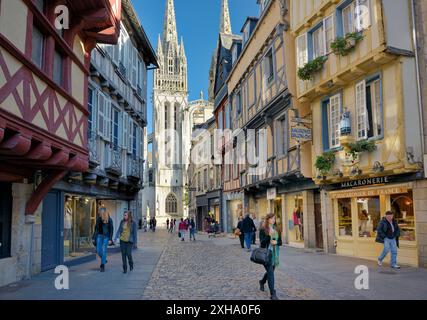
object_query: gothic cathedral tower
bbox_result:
[153,0,188,222]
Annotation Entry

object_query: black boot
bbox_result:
[129,264,133,272]
[270,291,279,300]
[123,265,127,274]
[100,264,105,272]
[259,280,265,292]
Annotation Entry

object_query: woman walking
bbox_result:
[259,213,281,300]
[93,208,114,272]
[179,218,186,241]
[114,211,138,273]
[189,218,196,241]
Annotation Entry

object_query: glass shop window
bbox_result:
[338,198,352,236]
[390,191,416,242]
[357,196,380,238]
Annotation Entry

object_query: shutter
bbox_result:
[322,102,330,151]
[128,119,133,154]
[97,92,104,137]
[356,0,370,31]
[356,80,368,140]
[329,94,341,148]
[297,34,308,68]
[123,113,128,149]
[104,98,111,142]
[132,48,138,88]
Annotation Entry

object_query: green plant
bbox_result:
[347,140,377,160]
[297,56,328,81]
[315,152,336,176]
[330,32,364,56]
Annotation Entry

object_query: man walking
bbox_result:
[242,213,256,252]
[251,214,259,245]
[376,211,401,269]
[189,218,196,241]
[153,217,157,232]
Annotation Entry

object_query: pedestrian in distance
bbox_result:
[114,211,138,274]
[166,218,170,231]
[242,212,256,251]
[92,207,114,272]
[189,218,196,241]
[259,213,281,300]
[153,217,157,232]
[376,211,401,269]
[251,214,258,245]
[179,218,186,241]
[143,217,147,232]
[236,216,245,249]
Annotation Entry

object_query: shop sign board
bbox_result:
[267,188,277,200]
[330,187,408,199]
[291,126,312,141]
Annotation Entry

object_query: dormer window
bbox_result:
[243,25,250,46]
[232,45,238,65]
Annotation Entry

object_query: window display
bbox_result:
[64,195,97,261]
[390,192,415,242]
[338,198,352,236]
[357,196,380,238]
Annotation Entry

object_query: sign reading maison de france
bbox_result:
[340,176,390,189]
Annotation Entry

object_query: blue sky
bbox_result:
[133,0,260,134]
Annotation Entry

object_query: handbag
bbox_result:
[250,247,272,266]
[235,228,242,236]
[178,232,181,238]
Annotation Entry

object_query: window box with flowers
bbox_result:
[297,56,328,81]
[330,32,364,56]
[315,151,336,180]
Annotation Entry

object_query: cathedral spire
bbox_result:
[220,0,232,34]
[163,0,178,46]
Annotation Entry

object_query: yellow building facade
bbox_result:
[291,0,427,266]
[226,0,323,249]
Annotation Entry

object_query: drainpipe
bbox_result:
[410,0,426,176]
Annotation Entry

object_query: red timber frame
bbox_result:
[0,0,121,214]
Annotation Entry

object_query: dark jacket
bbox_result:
[376,217,400,244]
[241,216,256,233]
[93,217,114,242]
[237,220,243,233]
[115,220,138,244]
[259,227,283,249]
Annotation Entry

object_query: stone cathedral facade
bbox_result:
[152,0,212,223]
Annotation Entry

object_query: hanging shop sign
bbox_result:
[267,187,277,200]
[291,126,312,141]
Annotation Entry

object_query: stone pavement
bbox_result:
[0,229,165,300]
[1,229,427,300]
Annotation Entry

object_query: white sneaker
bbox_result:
[391,265,401,269]
[377,259,382,266]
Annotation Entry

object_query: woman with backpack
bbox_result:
[258,213,281,300]
[114,211,138,273]
[93,207,114,272]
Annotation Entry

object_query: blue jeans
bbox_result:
[244,232,253,250]
[190,229,196,240]
[378,237,398,266]
[96,235,109,265]
[261,263,276,295]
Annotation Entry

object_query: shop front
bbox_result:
[284,192,305,248]
[196,195,209,232]
[207,192,221,228]
[329,177,419,266]
[223,191,243,233]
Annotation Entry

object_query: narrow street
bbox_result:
[1,229,427,300]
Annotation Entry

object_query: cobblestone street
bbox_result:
[1,229,427,300]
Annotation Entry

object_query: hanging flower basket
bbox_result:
[298,56,328,81]
[347,140,377,161]
[315,151,336,178]
[330,32,364,56]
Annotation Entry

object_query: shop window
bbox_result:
[32,25,45,69]
[391,192,415,242]
[64,195,97,261]
[0,183,12,259]
[337,198,352,236]
[356,196,380,237]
